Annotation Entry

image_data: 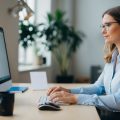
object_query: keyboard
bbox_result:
[38,95,50,105]
[38,95,61,111]
[38,95,69,106]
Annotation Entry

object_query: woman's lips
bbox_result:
[104,36,108,38]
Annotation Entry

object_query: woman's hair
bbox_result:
[102,6,120,63]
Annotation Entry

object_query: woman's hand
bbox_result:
[47,86,70,96]
[49,91,77,104]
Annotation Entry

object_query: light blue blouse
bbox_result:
[70,49,120,112]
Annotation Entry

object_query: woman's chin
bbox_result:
[105,40,109,43]
[105,39,112,44]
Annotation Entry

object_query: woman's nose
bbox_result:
[101,28,107,35]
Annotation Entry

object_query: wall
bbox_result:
[72,0,120,78]
[52,0,75,25]
[0,0,19,82]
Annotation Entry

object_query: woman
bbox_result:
[47,6,120,113]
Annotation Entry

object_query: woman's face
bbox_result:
[102,14,120,44]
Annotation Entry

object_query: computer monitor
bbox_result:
[0,27,12,92]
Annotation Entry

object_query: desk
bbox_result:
[0,84,100,120]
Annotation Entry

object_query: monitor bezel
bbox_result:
[0,27,12,84]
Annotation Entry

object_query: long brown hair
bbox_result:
[102,6,120,63]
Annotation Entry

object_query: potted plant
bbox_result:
[39,9,84,83]
[19,20,41,64]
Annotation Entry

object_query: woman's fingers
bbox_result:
[50,86,62,95]
[49,91,77,104]
[47,86,58,96]
[47,86,61,96]
[49,91,62,100]
[49,91,68,102]
[47,87,55,96]
[47,86,70,96]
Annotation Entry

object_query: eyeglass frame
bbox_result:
[100,22,119,30]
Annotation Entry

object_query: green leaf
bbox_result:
[38,9,85,76]
[47,13,54,23]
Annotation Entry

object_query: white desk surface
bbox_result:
[0,83,100,120]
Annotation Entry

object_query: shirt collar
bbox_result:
[111,48,119,63]
[117,54,120,63]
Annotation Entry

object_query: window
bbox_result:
[18,0,51,71]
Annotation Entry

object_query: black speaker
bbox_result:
[0,92,15,116]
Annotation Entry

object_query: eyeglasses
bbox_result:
[100,22,119,30]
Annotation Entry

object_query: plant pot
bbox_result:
[56,75,74,83]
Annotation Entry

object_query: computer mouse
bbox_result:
[46,102,60,108]
[38,103,61,111]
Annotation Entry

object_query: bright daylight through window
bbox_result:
[18,0,51,71]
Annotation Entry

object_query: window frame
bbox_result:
[18,0,52,72]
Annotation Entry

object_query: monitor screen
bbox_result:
[0,27,12,91]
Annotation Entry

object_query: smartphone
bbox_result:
[8,86,28,93]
